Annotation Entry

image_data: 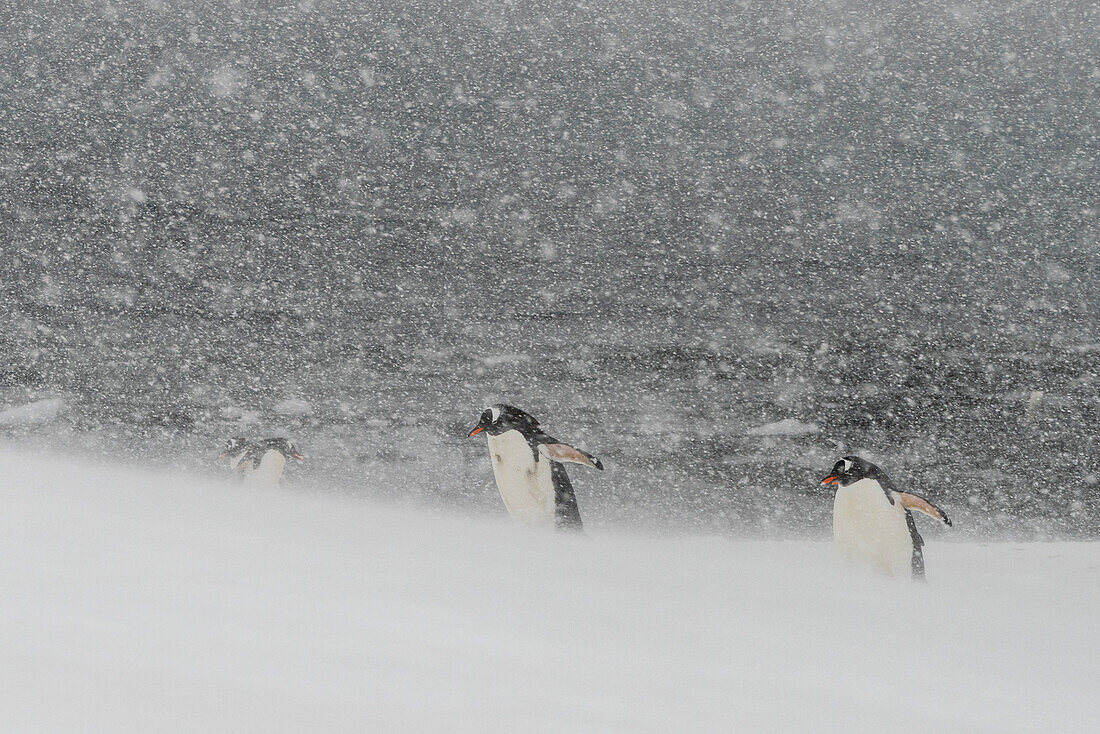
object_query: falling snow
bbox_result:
[1,4,1098,530]
[1,1,1099,730]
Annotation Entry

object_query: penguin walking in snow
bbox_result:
[821,456,951,579]
[219,436,305,484]
[467,404,602,530]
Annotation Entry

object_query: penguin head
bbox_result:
[261,437,306,461]
[467,404,540,438]
[821,455,880,487]
[219,436,252,460]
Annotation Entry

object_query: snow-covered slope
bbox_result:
[0,450,1096,732]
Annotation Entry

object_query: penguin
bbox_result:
[467,404,602,530]
[247,437,305,484]
[220,436,304,483]
[821,456,951,579]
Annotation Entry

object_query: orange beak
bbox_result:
[821,475,840,486]
[467,426,486,437]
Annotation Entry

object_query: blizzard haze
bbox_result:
[2,451,1097,732]
[4,2,1099,729]
[2,2,1098,729]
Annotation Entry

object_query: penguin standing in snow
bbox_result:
[247,437,305,484]
[467,404,602,530]
[220,436,304,484]
[821,456,951,579]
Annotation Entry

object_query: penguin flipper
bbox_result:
[897,492,952,526]
[537,439,604,470]
[550,462,584,531]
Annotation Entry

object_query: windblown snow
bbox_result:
[0,398,65,427]
[0,450,1096,732]
[746,418,821,436]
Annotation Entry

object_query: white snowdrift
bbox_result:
[0,398,65,427]
[746,417,821,436]
[0,450,1096,732]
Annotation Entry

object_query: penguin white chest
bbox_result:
[486,430,555,526]
[247,450,286,484]
[833,478,913,576]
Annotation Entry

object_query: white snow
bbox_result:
[746,417,821,436]
[0,398,65,427]
[0,450,1097,732]
[479,353,533,366]
[273,398,313,417]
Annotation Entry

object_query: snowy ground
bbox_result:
[1,450,1097,732]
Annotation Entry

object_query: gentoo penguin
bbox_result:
[467,404,602,530]
[247,437,305,484]
[821,456,951,579]
[220,436,304,483]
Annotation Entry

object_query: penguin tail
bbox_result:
[911,545,926,580]
[551,463,585,532]
[906,510,927,581]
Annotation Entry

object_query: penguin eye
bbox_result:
[481,409,494,424]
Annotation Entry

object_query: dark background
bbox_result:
[1,0,1097,536]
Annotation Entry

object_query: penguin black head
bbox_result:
[821,455,882,487]
[260,437,305,461]
[467,404,540,438]
[219,436,252,460]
